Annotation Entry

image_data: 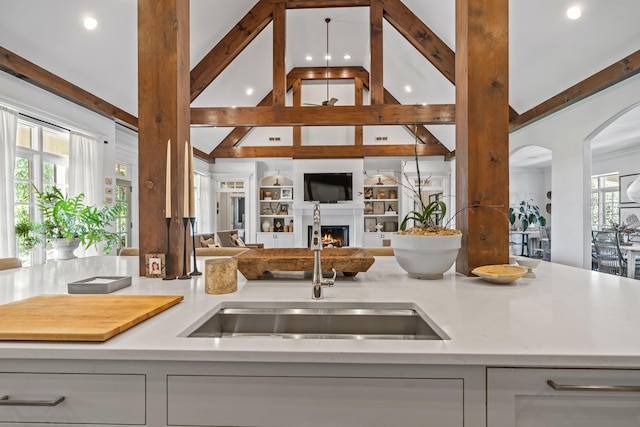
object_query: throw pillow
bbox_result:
[200,236,214,247]
[229,233,240,246]
[207,243,221,248]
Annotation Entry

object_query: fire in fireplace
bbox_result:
[308,226,349,248]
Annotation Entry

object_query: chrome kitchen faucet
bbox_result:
[310,204,336,299]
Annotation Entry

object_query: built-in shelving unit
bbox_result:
[258,175,294,248]
[363,175,399,246]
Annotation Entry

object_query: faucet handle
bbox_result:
[322,268,337,286]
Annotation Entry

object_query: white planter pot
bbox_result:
[390,232,462,279]
[53,238,81,260]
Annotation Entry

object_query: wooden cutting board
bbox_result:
[0,294,183,342]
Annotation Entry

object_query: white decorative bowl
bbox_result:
[390,233,462,280]
[471,265,528,284]
[515,257,541,278]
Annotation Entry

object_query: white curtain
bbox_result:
[69,132,103,206]
[0,106,18,258]
[69,132,104,256]
[199,174,213,233]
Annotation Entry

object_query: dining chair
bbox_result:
[0,257,22,271]
[592,230,626,276]
[539,226,551,261]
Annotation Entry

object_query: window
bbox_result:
[115,179,132,249]
[14,118,70,265]
[591,173,619,230]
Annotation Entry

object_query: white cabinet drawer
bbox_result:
[0,372,146,425]
[488,368,640,427]
[168,375,463,427]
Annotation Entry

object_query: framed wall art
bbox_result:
[280,188,292,199]
[364,218,377,232]
[145,253,166,278]
[620,207,640,228]
[620,173,640,204]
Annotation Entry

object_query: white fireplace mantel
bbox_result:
[293,203,364,247]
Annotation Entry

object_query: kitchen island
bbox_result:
[0,256,639,426]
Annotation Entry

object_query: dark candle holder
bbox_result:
[163,217,176,280]
[178,217,191,280]
[189,217,201,276]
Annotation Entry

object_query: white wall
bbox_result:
[510,73,640,268]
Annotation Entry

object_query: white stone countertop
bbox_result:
[1,255,639,368]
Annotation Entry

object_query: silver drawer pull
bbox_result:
[0,395,65,406]
[547,380,640,392]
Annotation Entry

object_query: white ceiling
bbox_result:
[0,0,639,164]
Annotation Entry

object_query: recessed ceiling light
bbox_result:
[246,87,253,96]
[324,55,331,60]
[305,55,312,61]
[566,6,581,20]
[404,85,412,93]
[344,54,351,60]
[84,17,98,30]
[231,106,236,109]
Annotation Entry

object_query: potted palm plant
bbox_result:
[15,186,124,260]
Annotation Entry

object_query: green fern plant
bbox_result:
[15,185,124,254]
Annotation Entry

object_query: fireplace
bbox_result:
[307,225,349,248]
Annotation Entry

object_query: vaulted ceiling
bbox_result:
[1,0,639,162]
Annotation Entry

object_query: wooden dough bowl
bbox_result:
[234,248,375,280]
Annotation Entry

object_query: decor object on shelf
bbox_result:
[15,186,124,259]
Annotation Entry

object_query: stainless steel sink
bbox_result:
[180,301,449,340]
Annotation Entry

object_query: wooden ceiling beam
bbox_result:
[511,49,640,132]
[277,0,371,8]
[380,0,455,84]
[190,0,274,102]
[287,66,370,85]
[272,3,287,106]
[370,0,384,105]
[383,89,445,149]
[380,0,518,121]
[213,142,449,159]
[192,104,455,127]
[0,46,138,129]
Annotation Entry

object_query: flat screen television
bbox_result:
[303,172,353,203]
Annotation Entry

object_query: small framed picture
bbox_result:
[145,253,166,278]
[273,217,284,232]
[620,173,640,204]
[104,177,113,185]
[373,201,385,214]
[278,204,289,215]
[620,207,640,227]
[280,188,292,199]
[365,218,377,232]
[104,187,113,195]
